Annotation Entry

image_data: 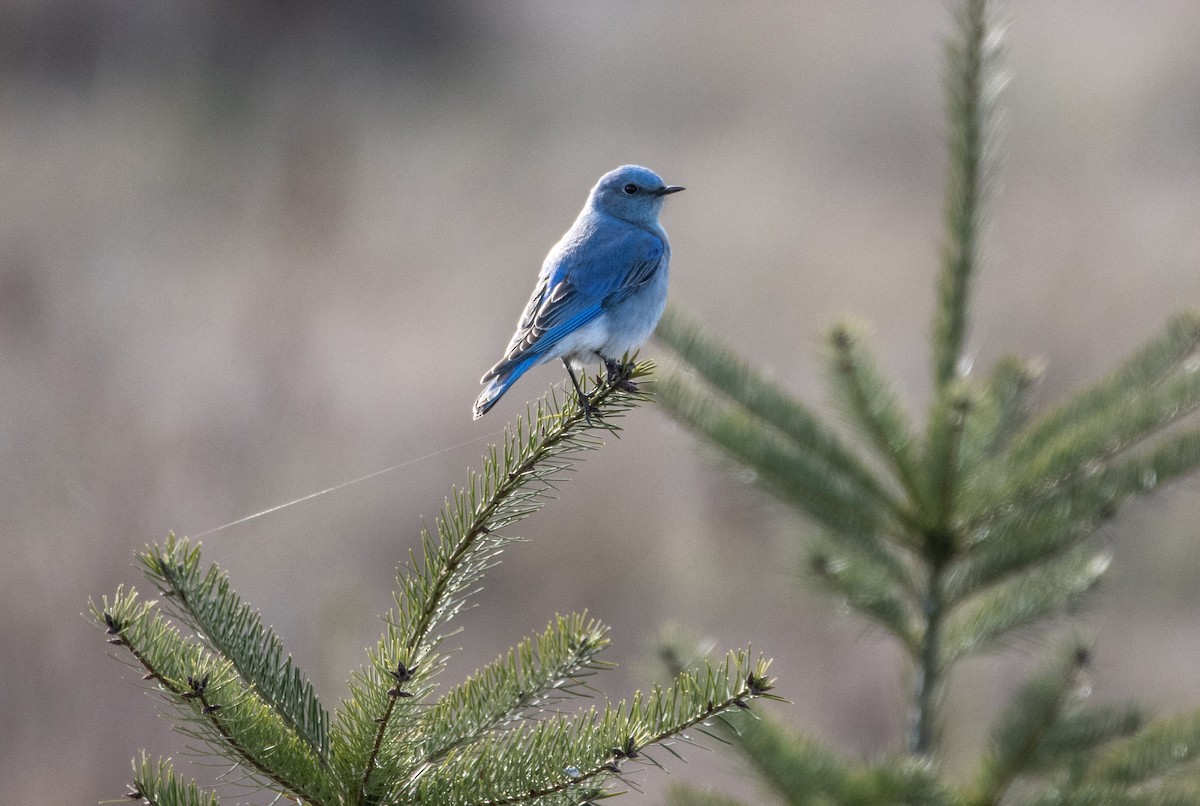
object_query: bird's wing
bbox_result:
[482,227,665,381]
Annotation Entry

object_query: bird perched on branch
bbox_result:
[474,164,683,420]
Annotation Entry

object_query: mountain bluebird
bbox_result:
[473,165,683,419]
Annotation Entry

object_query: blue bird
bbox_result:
[474,165,683,420]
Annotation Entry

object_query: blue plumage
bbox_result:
[474,165,683,419]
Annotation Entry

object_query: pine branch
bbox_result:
[808,544,920,653]
[1089,710,1200,786]
[127,752,220,806]
[399,362,651,656]
[923,381,975,534]
[924,0,1001,572]
[941,548,1109,665]
[657,365,900,542]
[92,588,331,802]
[137,535,331,767]
[961,355,1043,460]
[95,354,790,805]
[932,0,1003,389]
[970,643,1092,804]
[645,1,1200,803]
[666,787,750,806]
[1020,703,1143,775]
[723,715,950,806]
[842,759,952,806]
[1001,311,1200,472]
[945,504,1098,606]
[656,305,910,523]
[333,622,443,805]
[827,321,928,516]
[410,613,613,769]
[911,557,948,757]
[412,652,775,806]
[333,365,653,803]
[974,356,1200,520]
[1025,783,1200,806]
[951,426,1200,602]
[722,716,854,806]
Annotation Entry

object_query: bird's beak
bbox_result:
[654,185,685,196]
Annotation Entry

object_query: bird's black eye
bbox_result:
[622,183,638,195]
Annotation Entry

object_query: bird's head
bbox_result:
[590,165,684,226]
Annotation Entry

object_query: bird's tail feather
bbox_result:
[473,355,538,419]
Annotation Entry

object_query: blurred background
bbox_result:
[3,1,1200,802]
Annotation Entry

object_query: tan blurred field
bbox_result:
[3,2,1200,802]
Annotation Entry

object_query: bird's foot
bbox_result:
[603,358,639,392]
[575,389,599,424]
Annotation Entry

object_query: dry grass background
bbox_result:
[2,2,1200,802]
